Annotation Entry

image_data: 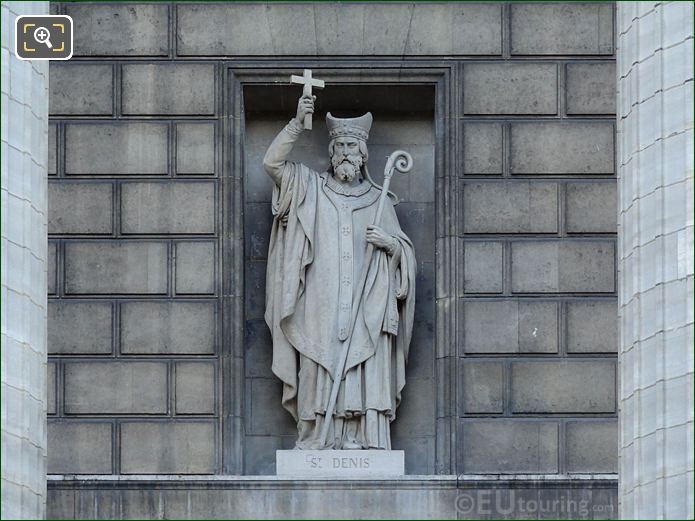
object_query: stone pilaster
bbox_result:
[1,1,50,518]
[616,2,694,518]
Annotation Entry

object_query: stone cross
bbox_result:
[290,69,325,130]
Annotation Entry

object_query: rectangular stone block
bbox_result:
[177,3,501,56]
[48,301,112,354]
[48,363,56,415]
[56,484,466,519]
[511,4,614,55]
[566,421,618,473]
[66,4,169,56]
[48,182,113,234]
[390,378,435,437]
[122,64,215,115]
[245,143,277,203]
[246,378,297,436]
[48,124,56,175]
[121,301,215,355]
[566,63,616,115]
[463,300,558,354]
[47,490,75,519]
[464,63,557,115]
[65,123,168,175]
[566,182,617,233]
[244,319,273,378]
[407,150,436,204]
[175,241,215,295]
[511,361,616,413]
[244,203,273,260]
[244,436,295,475]
[510,122,614,174]
[404,4,502,55]
[663,421,690,482]
[176,123,215,174]
[254,128,278,180]
[407,319,434,379]
[460,421,559,473]
[120,422,216,474]
[459,360,504,414]
[463,241,503,293]
[394,202,435,263]
[463,123,503,175]
[64,362,168,414]
[392,436,435,475]
[276,450,404,477]
[369,118,435,146]
[567,300,618,353]
[511,241,615,293]
[177,3,313,56]
[245,260,267,320]
[463,182,558,233]
[65,242,168,294]
[4,388,41,479]
[47,422,112,474]
[48,242,56,295]
[121,182,215,234]
[49,64,113,115]
[175,362,215,415]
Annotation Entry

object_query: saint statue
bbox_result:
[263,92,417,450]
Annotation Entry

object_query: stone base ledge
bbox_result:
[48,473,617,484]
[48,475,618,519]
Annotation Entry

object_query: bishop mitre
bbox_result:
[263,94,416,450]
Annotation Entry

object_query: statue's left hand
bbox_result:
[366,225,397,253]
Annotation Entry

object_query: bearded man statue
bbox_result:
[263,93,416,450]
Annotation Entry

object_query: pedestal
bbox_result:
[276,450,405,477]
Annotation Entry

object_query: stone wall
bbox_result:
[46,4,222,475]
[616,2,694,518]
[457,3,618,476]
[47,0,618,495]
[48,114,220,474]
[1,1,50,518]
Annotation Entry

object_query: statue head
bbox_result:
[326,112,372,183]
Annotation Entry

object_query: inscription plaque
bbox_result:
[276,450,405,477]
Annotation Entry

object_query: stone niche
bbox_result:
[242,83,436,474]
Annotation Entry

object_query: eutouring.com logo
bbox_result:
[455,490,615,518]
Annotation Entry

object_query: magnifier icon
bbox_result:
[33,26,53,49]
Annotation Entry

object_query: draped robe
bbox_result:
[265,162,416,449]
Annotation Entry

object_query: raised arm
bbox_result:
[262,94,315,185]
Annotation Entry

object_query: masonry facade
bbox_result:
[42,2,624,517]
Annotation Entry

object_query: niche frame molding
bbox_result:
[223,62,461,475]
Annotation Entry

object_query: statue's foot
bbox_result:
[341,441,363,450]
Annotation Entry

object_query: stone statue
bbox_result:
[263,89,417,450]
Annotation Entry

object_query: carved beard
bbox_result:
[331,154,363,183]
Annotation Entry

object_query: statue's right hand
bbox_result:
[295,94,316,128]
